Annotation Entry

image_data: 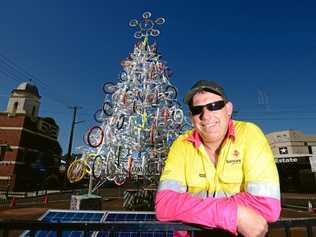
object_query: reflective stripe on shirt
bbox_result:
[189,191,208,199]
[246,181,280,199]
[158,179,187,193]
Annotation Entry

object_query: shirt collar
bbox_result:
[186,119,236,149]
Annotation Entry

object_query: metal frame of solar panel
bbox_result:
[20,209,173,237]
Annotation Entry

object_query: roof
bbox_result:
[14,81,40,97]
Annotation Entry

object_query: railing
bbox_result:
[1,217,316,237]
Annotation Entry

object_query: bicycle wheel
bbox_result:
[142,11,151,19]
[67,160,87,183]
[150,29,160,37]
[134,31,143,39]
[172,108,184,124]
[155,17,165,25]
[116,114,126,130]
[114,172,128,186]
[106,159,117,181]
[93,108,104,123]
[165,85,177,100]
[120,71,128,81]
[129,19,138,27]
[103,82,116,94]
[87,126,104,148]
[92,155,105,180]
[103,102,113,116]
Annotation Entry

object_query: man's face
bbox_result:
[190,91,233,145]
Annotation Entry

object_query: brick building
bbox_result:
[266,130,316,192]
[0,82,62,191]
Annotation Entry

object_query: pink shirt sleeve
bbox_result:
[155,190,281,234]
[155,190,238,234]
[231,192,281,222]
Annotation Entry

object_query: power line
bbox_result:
[0,53,51,89]
[0,67,22,83]
[0,52,74,107]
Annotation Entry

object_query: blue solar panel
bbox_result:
[42,210,104,223]
[21,209,106,237]
[21,210,173,237]
[96,211,173,237]
[105,212,156,221]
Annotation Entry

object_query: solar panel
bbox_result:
[21,209,106,237]
[105,211,156,221]
[21,209,173,237]
[96,211,173,237]
[42,209,105,223]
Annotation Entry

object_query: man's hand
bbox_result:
[237,205,268,237]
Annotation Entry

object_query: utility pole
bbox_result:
[66,106,83,166]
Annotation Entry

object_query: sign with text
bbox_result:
[275,157,298,164]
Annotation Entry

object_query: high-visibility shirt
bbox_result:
[156,120,281,234]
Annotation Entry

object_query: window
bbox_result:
[32,106,36,117]
[12,102,18,115]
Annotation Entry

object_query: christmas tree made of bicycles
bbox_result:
[67,12,190,194]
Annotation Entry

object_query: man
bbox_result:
[155,80,281,237]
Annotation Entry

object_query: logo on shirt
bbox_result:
[199,173,206,178]
[226,150,241,164]
[233,149,239,158]
[226,159,241,164]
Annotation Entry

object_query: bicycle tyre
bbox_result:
[155,17,165,25]
[92,155,105,180]
[116,114,126,130]
[106,159,117,181]
[103,82,116,94]
[129,19,138,27]
[103,102,113,116]
[165,85,177,100]
[114,171,128,186]
[67,160,87,183]
[93,108,104,123]
[87,126,104,148]
[172,108,184,124]
[120,71,128,81]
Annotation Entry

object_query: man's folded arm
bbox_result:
[156,189,238,234]
[155,188,280,234]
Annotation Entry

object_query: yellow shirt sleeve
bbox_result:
[243,122,280,185]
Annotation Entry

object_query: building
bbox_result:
[0,82,62,191]
[266,130,316,192]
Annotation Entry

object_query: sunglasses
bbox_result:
[190,100,226,116]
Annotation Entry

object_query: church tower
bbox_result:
[6,81,41,119]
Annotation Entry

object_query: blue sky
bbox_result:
[0,1,315,154]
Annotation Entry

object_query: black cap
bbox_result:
[184,80,227,104]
